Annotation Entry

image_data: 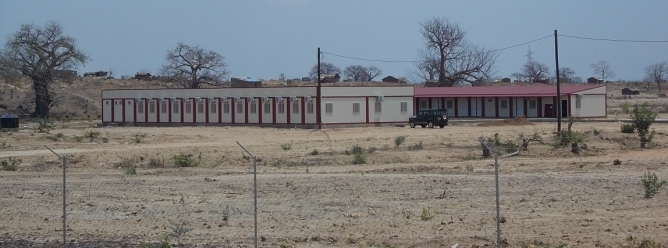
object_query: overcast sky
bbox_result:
[2,0,667,82]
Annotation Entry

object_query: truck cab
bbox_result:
[408,108,449,128]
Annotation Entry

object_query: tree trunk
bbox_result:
[482,143,491,158]
[640,136,648,149]
[571,142,579,154]
[32,78,52,119]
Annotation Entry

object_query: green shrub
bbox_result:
[309,149,319,155]
[102,137,109,143]
[350,144,363,154]
[280,143,292,151]
[621,123,635,133]
[592,128,601,135]
[124,166,137,175]
[367,146,377,154]
[621,101,631,113]
[394,136,406,147]
[1,157,21,171]
[73,135,84,142]
[553,130,585,148]
[140,234,172,248]
[642,172,667,199]
[172,153,200,167]
[408,141,423,151]
[352,153,366,165]
[132,133,147,144]
[85,130,100,139]
[420,207,433,221]
[115,157,136,168]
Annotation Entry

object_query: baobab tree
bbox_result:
[0,21,89,119]
[591,60,615,83]
[309,62,341,81]
[160,43,228,88]
[645,62,667,94]
[512,60,550,83]
[344,65,382,81]
[413,17,496,86]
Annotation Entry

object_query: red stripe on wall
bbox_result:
[467,97,471,117]
[218,99,222,123]
[231,100,236,123]
[481,97,486,117]
[133,99,137,123]
[567,94,571,117]
[156,100,161,123]
[192,99,196,123]
[301,97,305,124]
[366,97,370,123]
[454,97,458,117]
[205,98,209,123]
[180,99,184,123]
[144,99,148,122]
[121,99,126,122]
[286,98,291,125]
[428,98,432,109]
[259,98,263,124]
[553,96,557,118]
[509,98,513,117]
[245,99,249,124]
[272,97,276,124]
[538,98,542,117]
[111,99,116,122]
[168,99,172,123]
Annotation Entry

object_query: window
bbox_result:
[264,102,271,113]
[237,101,243,113]
[500,100,508,109]
[307,102,314,113]
[420,101,427,109]
[149,102,155,113]
[186,101,192,114]
[138,102,144,113]
[529,100,536,109]
[400,102,408,112]
[278,102,285,114]
[293,102,299,114]
[197,102,204,114]
[114,100,119,105]
[488,98,493,103]
[250,101,257,114]
[127,101,131,105]
[210,101,217,113]
[106,101,109,106]
[224,102,230,113]
[446,100,453,109]
[576,97,582,109]
[173,101,179,113]
[161,102,167,113]
[375,101,382,113]
[353,103,360,113]
[325,103,333,113]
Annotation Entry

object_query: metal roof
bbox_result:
[1,113,19,119]
[414,85,604,97]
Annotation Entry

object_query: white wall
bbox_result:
[484,97,495,117]
[457,98,468,117]
[289,99,302,124]
[513,98,525,117]
[321,97,367,124]
[321,86,413,98]
[369,96,413,123]
[499,97,510,117]
[570,94,606,117]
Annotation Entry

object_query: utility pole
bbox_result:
[554,30,561,132]
[317,47,322,129]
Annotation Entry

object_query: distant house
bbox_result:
[501,77,512,83]
[231,77,262,88]
[621,87,640,98]
[587,77,603,84]
[533,78,551,84]
[382,76,408,84]
[301,77,311,82]
[83,71,108,77]
[132,72,152,81]
[319,73,340,83]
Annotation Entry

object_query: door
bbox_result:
[561,100,568,117]
[469,97,483,117]
[544,104,553,118]
[515,98,524,117]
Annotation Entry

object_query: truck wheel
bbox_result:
[439,124,444,128]
[409,122,416,128]
[427,121,434,128]
[421,124,426,128]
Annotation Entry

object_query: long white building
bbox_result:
[101,86,415,128]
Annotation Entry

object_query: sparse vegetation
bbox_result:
[124,166,137,175]
[394,135,406,147]
[630,103,658,148]
[408,141,423,151]
[367,146,377,154]
[352,153,366,165]
[1,157,21,171]
[420,207,433,221]
[172,153,201,167]
[84,130,100,139]
[102,137,109,143]
[621,123,636,133]
[132,133,147,144]
[168,222,192,245]
[642,172,667,199]
[140,234,172,248]
[280,142,292,151]
[309,149,319,155]
[519,241,569,248]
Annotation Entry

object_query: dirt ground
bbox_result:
[1,120,668,248]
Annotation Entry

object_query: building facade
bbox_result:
[413,85,606,118]
[101,86,415,128]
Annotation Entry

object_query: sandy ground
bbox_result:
[1,121,668,247]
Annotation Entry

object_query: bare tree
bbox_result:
[344,65,367,81]
[415,17,496,86]
[514,60,550,83]
[645,62,668,94]
[364,66,382,81]
[160,43,228,89]
[0,21,89,119]
[309,62,341,80]
[558,67,576,83]
[591,60,615,83]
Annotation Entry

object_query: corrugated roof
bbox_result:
[1,113,19,119]
[414,85,604,97]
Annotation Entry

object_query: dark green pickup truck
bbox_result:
[409,108,449,128]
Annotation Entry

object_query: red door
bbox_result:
[544,104,553,118]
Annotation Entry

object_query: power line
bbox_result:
[559,34,668,43]
[321,34,553,63]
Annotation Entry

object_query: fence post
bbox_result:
[44,145,67,248]
[478,138,501,248]
[236,142,258,248]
